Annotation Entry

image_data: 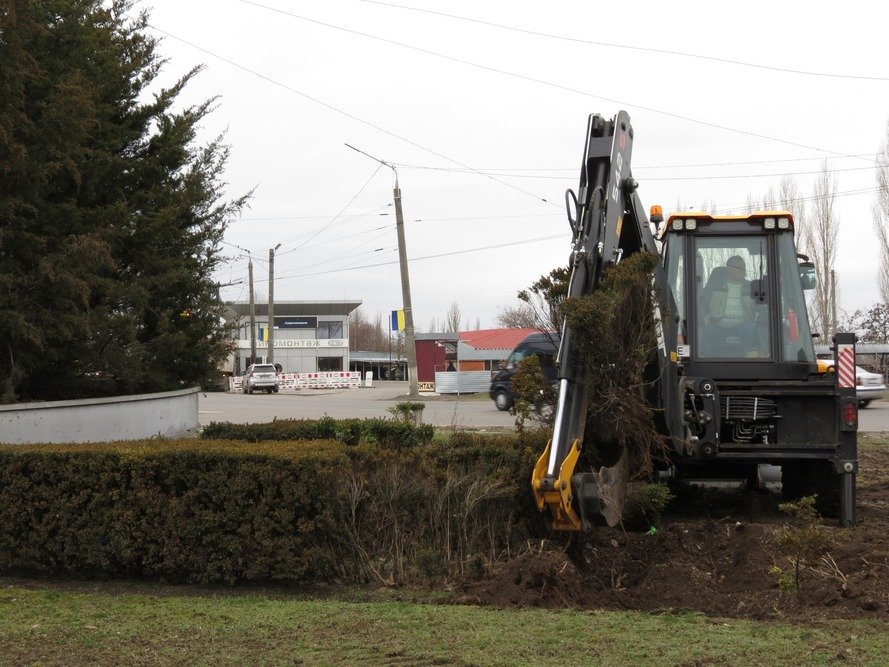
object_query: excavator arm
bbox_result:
[531,111,682,530]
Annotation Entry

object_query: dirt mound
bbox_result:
[456,441,889,621]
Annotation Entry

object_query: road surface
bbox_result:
[199,382,515,429]
[199,384,889,432]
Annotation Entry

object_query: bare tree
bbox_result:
[445,302,462,333]
[873,121,889,304]
[496,304,537,329]
[778,176,809,255]
[809,161,840,338]
[348,308,388,352]
[761,185,777,212]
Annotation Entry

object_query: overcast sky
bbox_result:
[141,0,889,331]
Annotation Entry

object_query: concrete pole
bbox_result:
[831,269,838,338]
[248,257,257,365]
[268,244,281,364]
[394,178,419,396]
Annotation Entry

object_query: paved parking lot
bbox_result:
[199,382,516,429]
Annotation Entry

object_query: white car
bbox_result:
[817,359,885,408]
[856,366,886,408]
[242,364,280,394]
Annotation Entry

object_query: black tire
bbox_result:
[859,400,872,408]
[266,388,273,394]
[494,390,512,411]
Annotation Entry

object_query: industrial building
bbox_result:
[223,301,361,376]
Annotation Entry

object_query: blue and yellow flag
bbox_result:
[390,309,405,332]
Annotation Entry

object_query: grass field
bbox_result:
[1,580,887,666]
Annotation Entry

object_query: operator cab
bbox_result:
[662,211,817,380]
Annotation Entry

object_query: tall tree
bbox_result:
[0,1,246,401]
[809,161,840,338]
[873,120,889,304]
[444,302,462,333]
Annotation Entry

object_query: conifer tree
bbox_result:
[0,0,246,401]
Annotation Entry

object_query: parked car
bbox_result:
[489,333,558,411]
[242,363,280,394]
[817,359,886,408]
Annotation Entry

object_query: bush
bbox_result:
[622,483,674,531]
[0,440,350,584]
[0,431,545,585]
[387,401,426,425]
[200,416,434,450]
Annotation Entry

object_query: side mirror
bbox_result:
[799,262,816,291]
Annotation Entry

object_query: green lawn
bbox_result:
[1,581,886,665]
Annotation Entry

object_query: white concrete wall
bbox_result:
[0,387,200,444]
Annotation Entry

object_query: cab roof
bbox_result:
[666,210,795,224]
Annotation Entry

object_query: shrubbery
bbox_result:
[200,416,434,450]
[0,428,550,585]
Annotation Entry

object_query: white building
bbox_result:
[223,300,361,375]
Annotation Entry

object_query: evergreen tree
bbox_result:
[0,0,246,401]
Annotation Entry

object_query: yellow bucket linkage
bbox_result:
[531,438,584,531]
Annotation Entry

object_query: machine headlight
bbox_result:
[763,218,776,229]
[684,218,697,230]
[778,217,790,229]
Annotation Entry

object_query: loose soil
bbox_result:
[456,439,889,621]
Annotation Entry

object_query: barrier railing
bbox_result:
[229,371,361,392]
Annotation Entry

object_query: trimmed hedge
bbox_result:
[0,440,350,583]
[0,429,552,585]
[201,416,434,450]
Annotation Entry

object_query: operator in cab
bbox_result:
[703,255,760,357]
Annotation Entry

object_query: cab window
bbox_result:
[693,237,772,360]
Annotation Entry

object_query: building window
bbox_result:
[317,321,343,339]
[319,357,343,372]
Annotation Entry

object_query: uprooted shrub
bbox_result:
[558,252,669,517]
[509,354,557,432]
[0,430,547,586]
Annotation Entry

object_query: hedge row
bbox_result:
[0,429,551,585]
[200,416,435,450]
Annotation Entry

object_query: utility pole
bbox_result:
[346,144,419,396]
[831,269,838,339]
[248,257,257,365]
[392,177,419,395]
[267,243,281,365]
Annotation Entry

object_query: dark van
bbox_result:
[489,332,559,410]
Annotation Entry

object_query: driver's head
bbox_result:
[726,255,746,281]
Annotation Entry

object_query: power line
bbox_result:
[237,204,391,221]
[362,0,889,82]
[277,164,384,256]
[711,186,879,214]
[393,153,881,173]
[239,1,873,161]
[277,232,569,280]
[148,23,557,208]
[390,162,878,182]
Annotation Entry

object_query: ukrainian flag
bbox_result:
[390,309,405,332]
